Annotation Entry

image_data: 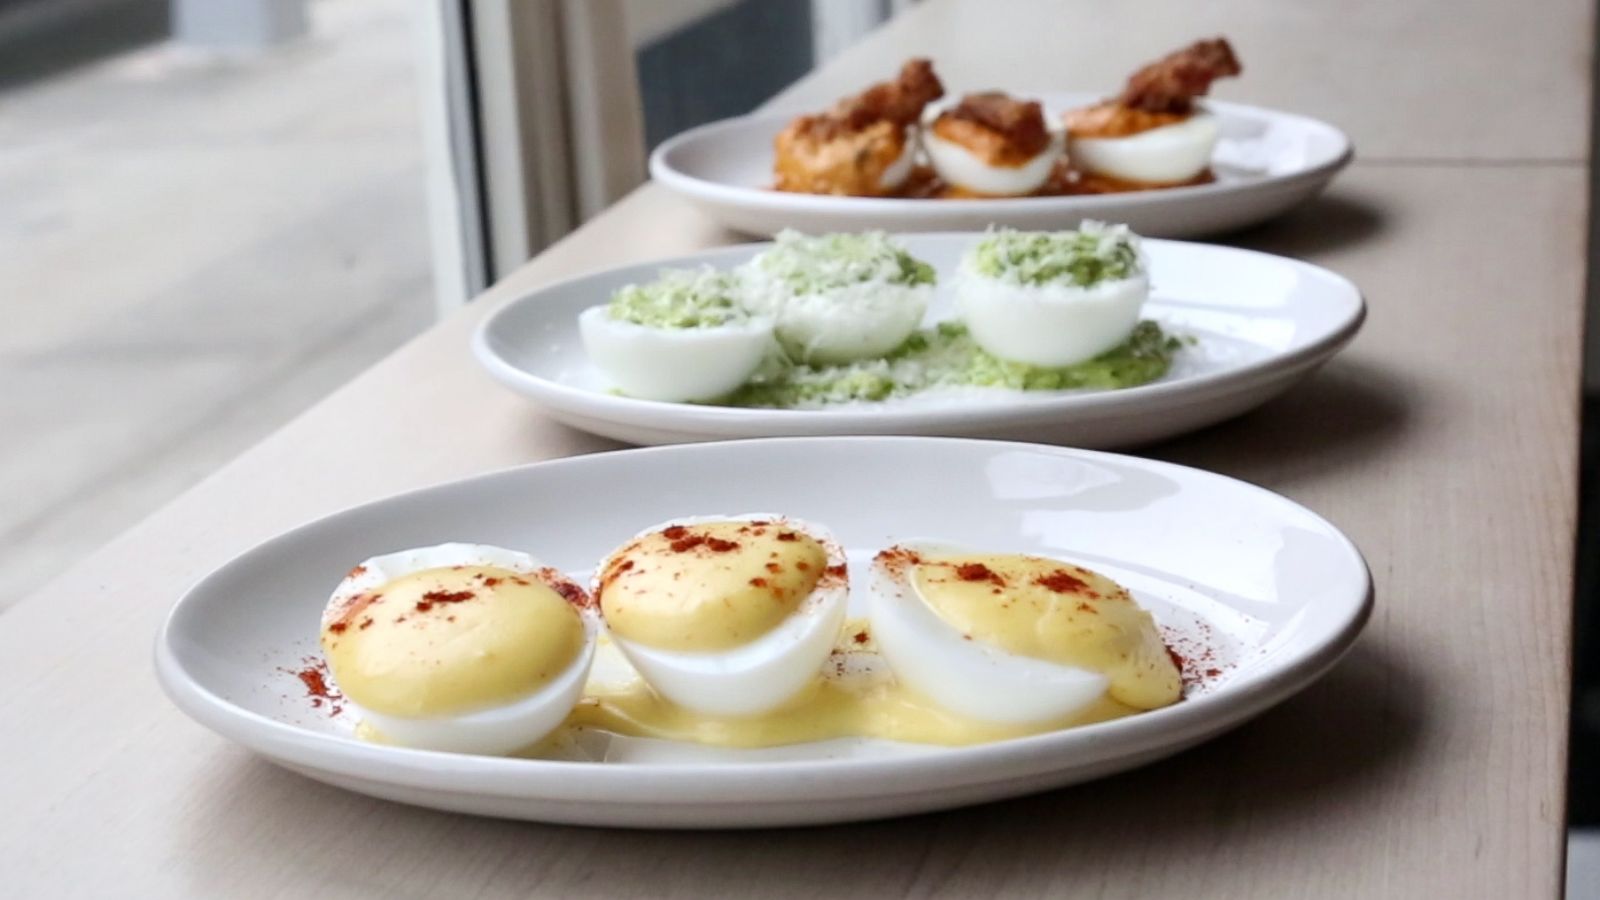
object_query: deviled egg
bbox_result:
[320,543,597,754]
[773,58,944,196]
[869,543,1181,724]
[578,267,774,402]
[1063,37,1241,187]
[923,92,1063,196]
[739,231,934,364]
[1065,106,1220,186]
[953,223,1149,367]
[592,515,849,717]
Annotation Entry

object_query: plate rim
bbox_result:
[470,234,1367,427]
[155,436,1374,801]
[648,96,1356,215]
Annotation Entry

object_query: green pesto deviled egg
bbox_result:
[739,230,934,365]
[954,223,1150,367]
[578,267,775,402]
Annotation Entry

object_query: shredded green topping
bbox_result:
[749,230,936,294]
[719,321,1179,408]
[607,268,750,328]
[968,222,1142,288]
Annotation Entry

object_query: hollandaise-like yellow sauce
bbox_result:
[321,565,585,718]
[596,521,829,651]
[558,622,1140,749]
[905,550,1182,709]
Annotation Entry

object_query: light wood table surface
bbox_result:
[1,1,1589,896]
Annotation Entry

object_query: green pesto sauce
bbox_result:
[753,230,936,294]
[607,268,748,328]
[969,226,1141,288]
[719,321,1180,409]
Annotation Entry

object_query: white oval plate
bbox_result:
[473,234,1364,447]
[651,95,1352,238]
[157,437,1372,828]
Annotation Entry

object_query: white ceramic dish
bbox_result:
[156,437,1372,828]
[473,233,1364,447]
[651,94,1352,238]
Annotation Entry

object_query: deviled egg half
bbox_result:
[1064,105,1220,186]
[923,92,1064,196]
[869,543,1181,724]
[578,267,774,402]
[954,223,1149,367]
[320,543,597,755]
[593,515,849,717]
[739,231,934,365]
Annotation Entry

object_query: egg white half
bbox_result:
[595,514,850,718]
[578,307,774,402]
[740,278,930,365]
[954,266,1149,368]
[878,127,918,191]
[1068,111,1219,185]
[923,129,1064,196]
[323,543,598,756]
[868,542,1109,724]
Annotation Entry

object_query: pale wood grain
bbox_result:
[0,0,1586,897]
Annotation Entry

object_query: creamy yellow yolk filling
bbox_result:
[563,620,1136,749]
[911,552,1181,709]
[597,521,827,652]
[321,565,585,718]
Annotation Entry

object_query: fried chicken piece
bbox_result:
[834,57,945,130]
[1116,38,1241,115]
[1065,38,1242,139]
[930,92,1051,165]
[773,59,945,196]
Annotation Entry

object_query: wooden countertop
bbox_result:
[0,0,1588,895]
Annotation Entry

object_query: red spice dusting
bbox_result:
[662,525,689,540]
[955,562,1005,586]
[705,537,740,552]
[825,564,847,578]
[1035,569,1090,594]
[749,577,769,588]
[669,535,706,552]
[447,615,457,623]
[1166,646,1186,674]
[618,559,635,572]
[1161,622,1227,689]
[747,520,770,527]
[347,564,367,578]
[416,589,475,612]
[852,630,869,645]
[358,617,373,630]
[776,531,799,542]
[512,577,530,585]
[549,578,589,607]
[482,577,502,587]
[795,561,810,571]
[765,562,781,573]
[395,616,407,624]
[1076,602,1097,614]
[281,658,343,717]
[327,622,348,634]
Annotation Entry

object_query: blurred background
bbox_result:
[0,0,1594,893]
